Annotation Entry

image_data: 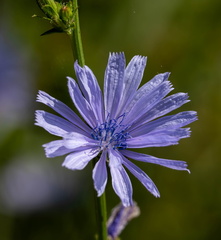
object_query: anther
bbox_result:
[91,115,129,150]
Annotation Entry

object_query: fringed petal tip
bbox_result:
[42,140,73,158]
[109,52,125,59]
[36,90,45,102]
[155,192,161,198]
[36,90,42,102]
[34,110,43,126]
[36,90,56,108]
[42,143,51,158]
[134,54,148,62]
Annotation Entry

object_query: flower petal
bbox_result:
[116,55,147,116]
[127,128,191,148]
[37,90,90,133]
[104,53,126,119]
[35,110,78,137]
[122,150,190,172]
[62,148,100,170]
[123,73,173,126]
[108,149,133,207]
[122,157,160,197]
[130,111,197,137]
[124,72,170,112]
[93,151,108,196]
[68,77,97,128]
[63,132,98,149]
[74,62,104,124]
[43,140,74,158]
[132,92,190,127]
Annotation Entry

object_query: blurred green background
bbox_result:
[0,0,220,239]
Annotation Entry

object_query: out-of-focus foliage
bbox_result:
[0,0,220,239]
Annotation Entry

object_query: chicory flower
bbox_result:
[35,53,197,206]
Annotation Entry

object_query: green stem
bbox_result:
[68,2,107,239]
[92,158,108,240]
[68,0,85,66]
[96,190,108,240]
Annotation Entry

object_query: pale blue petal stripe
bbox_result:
[62,148,100,170]
[68,77,97,128]
[109,149,133,207]
[122,150,190,172]
[124,72,170,115]
[124,79,173,126]
[63,132,98,149]
[122,157,160,197]
[127,128,191,148]
[129,92,190,128]
[104,53,125,119]
[130,111,197,137]
[116,55,147,116]
[37,90,90,133]
[74,62,104,124]
[35,110,82,137]
[93,151,108,197]
[43,140,74,158]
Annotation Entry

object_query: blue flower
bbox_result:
[35,53,197,207]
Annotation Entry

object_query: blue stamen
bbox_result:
[91,114,129,150]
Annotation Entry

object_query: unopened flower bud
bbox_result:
[60,5,72,22]
[34,0,76,35]
[107,202,140,240]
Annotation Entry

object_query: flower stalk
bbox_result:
[94,190,108,240]
[68,0,85,66]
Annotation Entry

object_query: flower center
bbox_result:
[91,115,130,150]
